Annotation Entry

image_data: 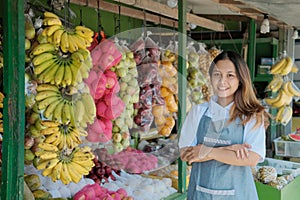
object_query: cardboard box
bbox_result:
[255,175,300,200]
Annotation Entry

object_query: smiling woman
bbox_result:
[179,51,270,200]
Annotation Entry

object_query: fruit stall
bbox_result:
[2,0,300,200]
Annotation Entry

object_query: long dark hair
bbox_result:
[209,51,269,129]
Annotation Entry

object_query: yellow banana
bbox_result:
[67,163,82,183]
[73,33,87,49]
[281,105,293,126]
[282,81,294,96]
[60,31,69,53]
[51,132,63,147]
[275,106,285,123]
[287,81,300,96]
[40,126,60,136]
[280,56,293,75]
[42,167,54,177]
[37,157,60,170]
[43,17,62,26]
[67,34,79,53]
[38,142,59,151]
[44,11,60,19]
[40,120,60,128]
[54,63,65,86]
[266,75,283,93]
[34,57,58,76]
[60,163,72,185]
[39,151,58,160]
[272,90,293,108]
[51,161,62,182]
[43,98,63,119]
[270,57,286,74]
[53,29,65,46]
[44,130,61,144]
[37,95,60,110]
[65,133,76,149]
[75,25,94,36]
[31,43,56,56]
[35,90,60,102]
[32,52,55,66]
[68,161,90,176]
[45,25,63,37]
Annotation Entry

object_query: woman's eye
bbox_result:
[213,73,221,77]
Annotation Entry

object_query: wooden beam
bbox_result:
[111,0,224,31]
[212,0,291,28]
[69,0,179,28]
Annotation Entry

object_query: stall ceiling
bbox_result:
[157,0,300,29]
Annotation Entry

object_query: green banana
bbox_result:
[31,43,56,56]
[34,57,58,76]
[43,97,63,119]
[32,52,55,66]
[54,62,65,86]
[38,95,61,110]
[52,100,65,122]
[36,83,60,93]
[35,90,60,102]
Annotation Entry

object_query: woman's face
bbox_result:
[211,59,239,106]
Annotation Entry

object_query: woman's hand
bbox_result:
[223,143,252,159]
[180,145,212,164]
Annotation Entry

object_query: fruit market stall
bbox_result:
[2,0,300,199]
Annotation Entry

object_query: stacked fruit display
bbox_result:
[85,39,124,144]
[155,59,177,136]
[111,41,140,152]
[130,36,165,133]
[186,42,208,105]
[198,42,213,102]
[264,55,300,125]
[23,11,97,185]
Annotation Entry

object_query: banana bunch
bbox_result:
[31,43,92,87]
[265,75,283,93]
[264,89,293,108]
[275,105,293,126]
[0,92,4,133]
[35,144,95,184]
[270,56,298,76]
[0,52,3,68]
[42,11,94,53]
[34,83,96,127]
[39,120,88,150]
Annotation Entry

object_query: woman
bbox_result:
[179,51,268,200]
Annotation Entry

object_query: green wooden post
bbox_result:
[177,0,187,194]
[247,18,256,81]
[1,0,25,199]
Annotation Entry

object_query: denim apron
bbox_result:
[187,109,258,200]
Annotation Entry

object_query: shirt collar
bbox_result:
[207,95,233,121]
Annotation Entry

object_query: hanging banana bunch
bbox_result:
[264,55,300,125]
